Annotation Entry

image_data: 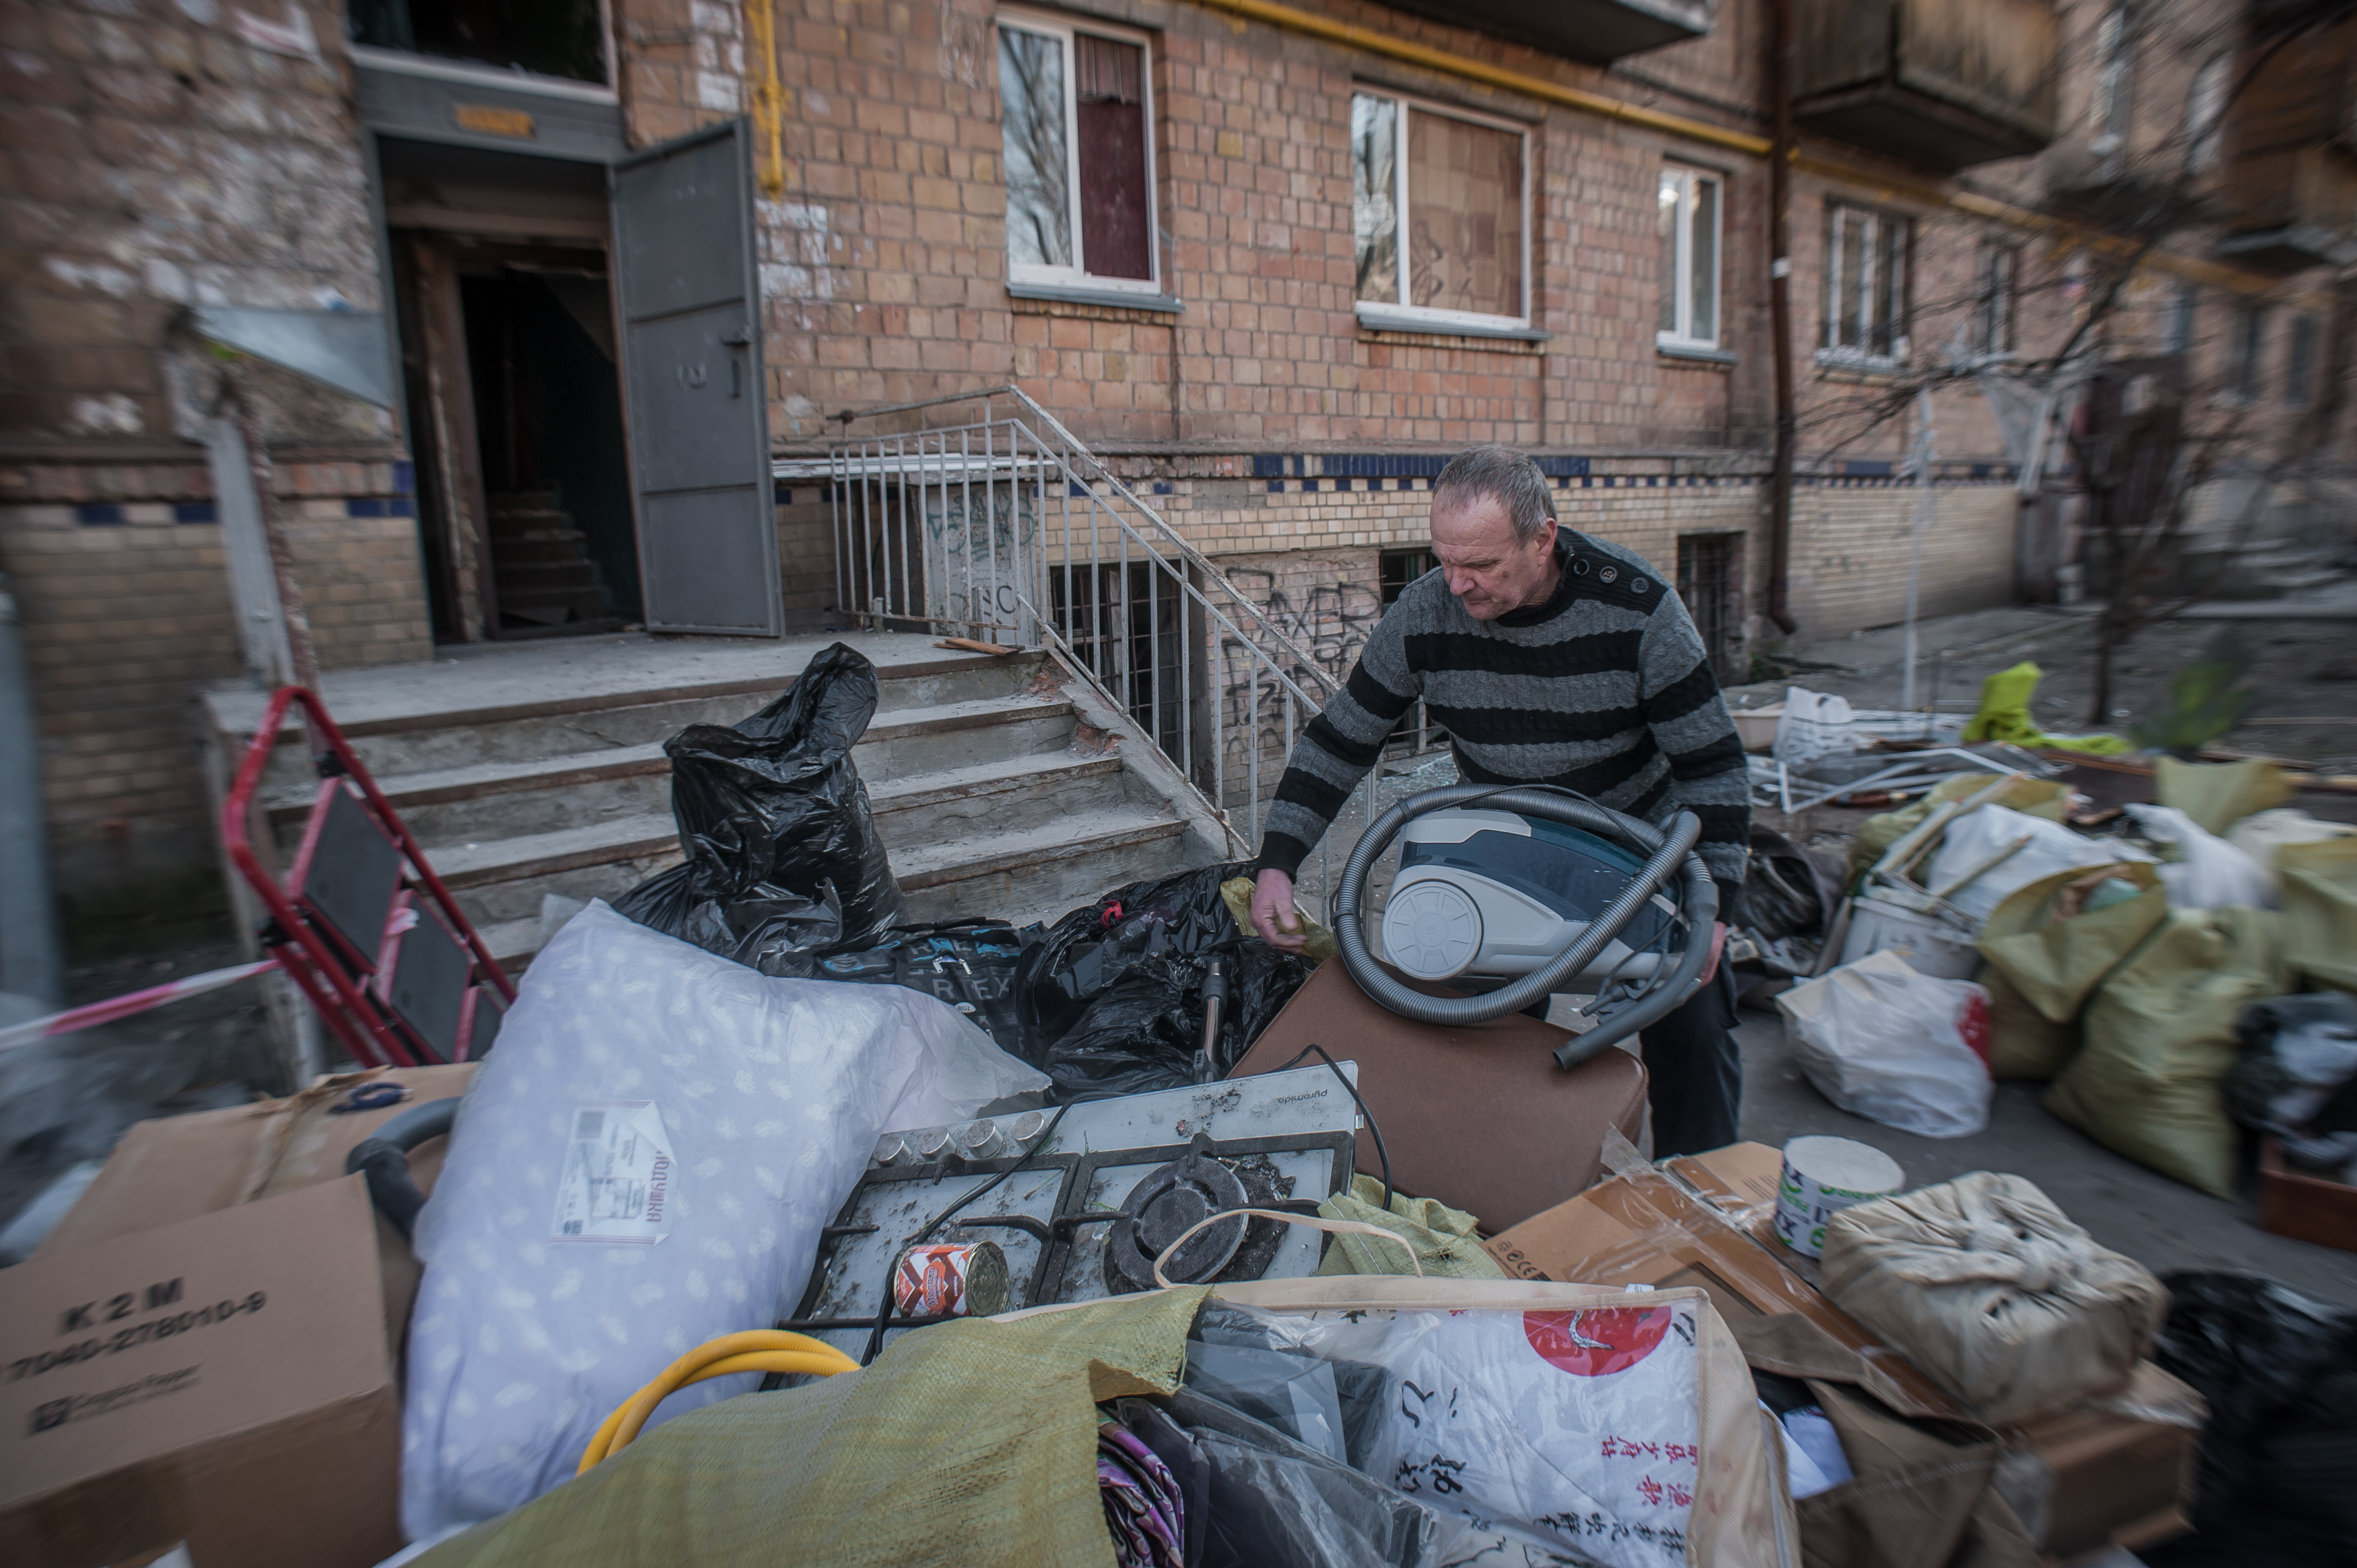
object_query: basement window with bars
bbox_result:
[998,9,1159,295]
[1379,549,1445,755]
[1820,203,1911,367]
[1676,533,1745,687]
[1352,89,1531,335]
[1655,166,1722,352]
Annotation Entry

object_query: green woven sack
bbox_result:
[2044,907,2284,1198]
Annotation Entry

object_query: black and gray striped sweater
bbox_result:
[1254,529,1751,889]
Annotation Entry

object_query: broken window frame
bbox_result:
[2285,313,2317,408]
[2227,303,2268,403]
[1350,86,1532,335]
[996,7,1162,298]
[1655,164,1723,352]
[347,0,617,94]
[1818,202,1912,368]
[2088,7,2135,156]
[2185,52,2231,177]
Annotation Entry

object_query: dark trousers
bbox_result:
[1637,961,1743,1157]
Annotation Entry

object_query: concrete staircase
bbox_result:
[205,635,1231,979]
[488,489,612,632]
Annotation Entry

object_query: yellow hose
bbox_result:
[577,1330,860,1473]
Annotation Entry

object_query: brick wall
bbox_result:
[1,458,428,904]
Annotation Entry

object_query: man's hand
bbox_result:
[1250,868,1307,951]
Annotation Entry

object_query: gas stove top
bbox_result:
[784,1065,1362,1359]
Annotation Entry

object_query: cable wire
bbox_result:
[1270,1043,1392,1214]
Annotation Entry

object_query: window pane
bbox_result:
[1836,210,1866,348]
[1352,94,1399,305]
[1406,109,1522,318]
[1871,218,1902,356]
[1658,172,1681,334]
[1689,176,1717,343]
[1000,27,1071,269]
[1074,34,1150,280]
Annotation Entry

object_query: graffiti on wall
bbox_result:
[1212,566,1387,800]
[922,484,1037,633]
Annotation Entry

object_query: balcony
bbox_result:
[1383,0,1716,65]
[2215,145,2357,272]
[1792,0,2061,172]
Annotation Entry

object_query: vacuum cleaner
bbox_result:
[1333,785,1720,1069]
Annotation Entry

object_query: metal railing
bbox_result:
[781,386,1382,900]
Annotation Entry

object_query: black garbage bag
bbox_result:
[1020,863,1314,1101]
[615,643,901,968]
[2224,993,2357,1167]
[803,920,1035,1054]
[1743,825,1846,941]
[2145,1272,2357,1568]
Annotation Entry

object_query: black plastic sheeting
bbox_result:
[2145,1272,2357,1568]
[1018,864,1316,1101]
[616,643,903,971]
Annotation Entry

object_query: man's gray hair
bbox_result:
[1432,445,1556,545]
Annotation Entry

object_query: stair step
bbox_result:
[499,560,601,592]
[870,752,1128,850]
[488,490,559,509]
[493,538,594,566]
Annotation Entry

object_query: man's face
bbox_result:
[1431,494,1558,621]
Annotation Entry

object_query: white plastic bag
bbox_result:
[400,901,1047,1540]
[1924,803,2152,926]
[2122,803,2276,910]
[1208,1277,1795,1568]
[1776,951,1994,1138]
[1772,686,1856,766]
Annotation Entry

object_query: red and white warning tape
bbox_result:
[0,958,281,1054]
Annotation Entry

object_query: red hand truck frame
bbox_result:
[221,685,518,1068]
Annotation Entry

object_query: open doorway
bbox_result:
[380,137,639,639]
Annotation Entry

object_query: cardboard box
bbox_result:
[0,1177,401,1568]
[39,1065,473,1362]
[1484,1143,2199,1560]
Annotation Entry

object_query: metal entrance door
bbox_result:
[610,119,783,635]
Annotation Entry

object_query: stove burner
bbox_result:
[1107,1134,1249,1291]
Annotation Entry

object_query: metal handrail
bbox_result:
[814,384,1342,698]
[820,388,1382,894]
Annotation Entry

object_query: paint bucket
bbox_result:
[1773,1135,1905,1258]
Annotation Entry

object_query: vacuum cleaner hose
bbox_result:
[345,1096,459,1241]
[1332,785,1718,1066]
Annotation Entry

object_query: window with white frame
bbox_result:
[1972,243,2019,357]
[1656,166,1722,350]
[998,9,1159,292]
[1351,89,1530,331]
[1822,203,1910,364]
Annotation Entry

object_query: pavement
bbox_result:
[1730,1008,2357,1307]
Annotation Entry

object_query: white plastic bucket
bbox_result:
[1837,895,1979,980]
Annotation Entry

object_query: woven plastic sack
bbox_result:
[1847,773,2069,880]
[401,901,1049,1541]
[1211,1275,1798,1568]
[1981,967,2081,1082]
[2154,756,2292,837]
[1975,862,2166,1025]
[2227,808,2357,895]
[1777,952,1994,1138]
[2044,906,2285,1198]
[2278,835,2357,993]
[409,1287,1210,1568]
[2121,803,2274,911]
[1819,1173,2167,1426]
[1925,804,2152,927]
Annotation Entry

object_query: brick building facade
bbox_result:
[3,0,2351,907]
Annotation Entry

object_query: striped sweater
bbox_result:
[1256,529,1752,888]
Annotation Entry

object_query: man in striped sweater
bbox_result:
[1248,445,1752,1154]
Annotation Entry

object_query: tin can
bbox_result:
[893,1240,1010,1318]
